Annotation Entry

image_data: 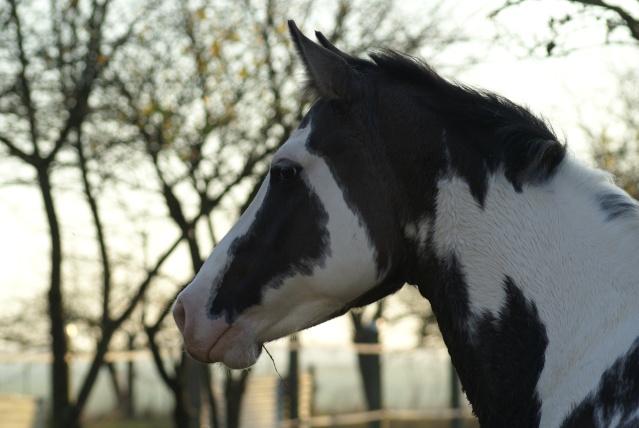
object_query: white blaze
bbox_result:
[248,119,381,342]
[189,178,270,303]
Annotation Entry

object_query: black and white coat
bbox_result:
[174,21,639,427]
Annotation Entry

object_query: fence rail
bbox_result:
[0,395,44,428]
[0,344,472,427]
[280,408,477,428]
[0,342,396,364]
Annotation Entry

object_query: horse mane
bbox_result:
[295,41,568,195]
[368,49,567,192]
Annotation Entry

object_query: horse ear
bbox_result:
[288,20,361,101]
[314,30,357,63]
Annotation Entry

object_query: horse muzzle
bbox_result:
[173,294,261,369]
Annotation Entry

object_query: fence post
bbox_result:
[450,360,461,428]
[288,334,299,426]
[126,334,135,419]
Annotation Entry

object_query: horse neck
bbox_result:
[412,157,639,426]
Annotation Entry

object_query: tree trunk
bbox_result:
[450,363,461,428]
[355,336,381,428]
[205,366,220,428]
[187,360,213,428]
[287,334,300,422]
[352,307,382,428]
[173,399,189,428]
[173,355,193,428]
[126,335,135,419]
[37,165,71,428]
[225,370,250,428]
[105,361,125,416]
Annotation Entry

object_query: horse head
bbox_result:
[173,21,407,368]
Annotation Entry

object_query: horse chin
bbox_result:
[178,314,261,368]
[205,321,262,369]
[211,341,262,370]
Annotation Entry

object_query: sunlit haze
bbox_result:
[1,0,637,350]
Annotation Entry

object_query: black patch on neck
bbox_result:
[421,264,548,427]
[207,174,330,323]
[597,192,639,222]
[368,49,566,204]
[561,337,639,428]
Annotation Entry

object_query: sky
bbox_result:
[1,0,638,350]
[454,1,638,155]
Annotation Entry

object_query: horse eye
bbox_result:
[272,161,299,181]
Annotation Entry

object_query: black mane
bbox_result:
[368,49,567,199]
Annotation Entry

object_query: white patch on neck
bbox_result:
[404,217,432,256]
[431,156,639,426]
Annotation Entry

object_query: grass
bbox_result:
[85,416,478,428]
[86,417,173,428]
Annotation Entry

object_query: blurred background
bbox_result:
[0,0,637,427]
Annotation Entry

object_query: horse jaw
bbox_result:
[173,268,352,368]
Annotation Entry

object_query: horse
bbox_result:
[173,21,639,427]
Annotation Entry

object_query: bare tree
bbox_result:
[100,1,296,425]
[491,0,639,55]
[104,0,473,426]
[490,1,639,193]
[589,68,639,198]
[0,1,182,427]
[0,1,476,427]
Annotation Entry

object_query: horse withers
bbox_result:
[173,21,639,427]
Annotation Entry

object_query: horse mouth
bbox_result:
[202,321,262,369]
[174,307,260,369]
[208,343,263,370]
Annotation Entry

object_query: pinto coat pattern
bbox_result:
[173,21,639,427]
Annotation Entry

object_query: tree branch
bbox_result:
[75,134,112,326]
[573,0,639,41]
[8,0,40,159]
[145,322,180,393]
[45,1,111,165]
[113,234,183,327]
[0,134,34,164]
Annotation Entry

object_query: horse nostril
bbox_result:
[173,299,186,334]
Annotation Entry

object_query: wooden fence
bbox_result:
[0,395,44,428]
